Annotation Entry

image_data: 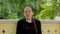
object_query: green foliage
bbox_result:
[40,7,55,19]
[35,0,59,20]
[0,0,60,20]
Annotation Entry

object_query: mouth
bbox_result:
[26,15,30,17]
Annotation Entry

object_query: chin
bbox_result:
[26,18,30,19]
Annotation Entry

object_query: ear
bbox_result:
[32,11,34,16]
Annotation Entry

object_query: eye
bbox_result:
[28,11,30,13]
[24,11,27,13]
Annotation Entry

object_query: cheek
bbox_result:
[29,12,33,15]
[29,13,33,17]
[24,13,29,17]
[24,13,26,17]
[24,12,33,17]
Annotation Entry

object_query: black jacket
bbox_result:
[16,19,42,34]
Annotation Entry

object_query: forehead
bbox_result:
[24,6,32,11]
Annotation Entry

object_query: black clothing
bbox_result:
[16,19,42,34]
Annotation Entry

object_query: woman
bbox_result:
[16,6,42,34]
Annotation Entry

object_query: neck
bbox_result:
[26,18,32,23]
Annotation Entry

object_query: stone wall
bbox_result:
[0,20,60,34]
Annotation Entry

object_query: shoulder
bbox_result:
[34,19,41,22]
[34,19,41,26]
[34,19,41,24]
[17,19,25,24]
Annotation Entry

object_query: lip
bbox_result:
[26,15,30,17]
[26,15,29,17]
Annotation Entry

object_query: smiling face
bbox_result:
[24,6,34,20]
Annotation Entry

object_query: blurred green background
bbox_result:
[0,0,60,20]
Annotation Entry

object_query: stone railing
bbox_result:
[0,20,60,34]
